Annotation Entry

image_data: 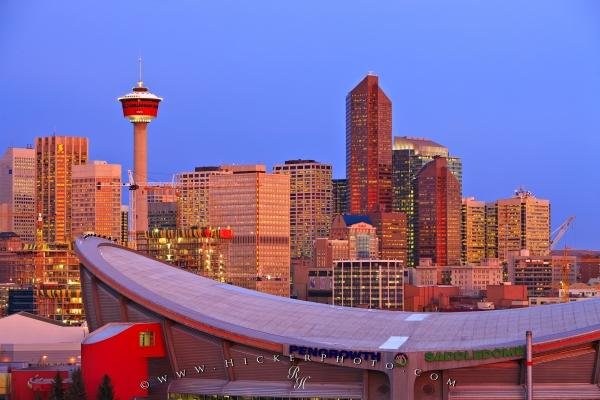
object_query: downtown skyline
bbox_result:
[1,1,599,249]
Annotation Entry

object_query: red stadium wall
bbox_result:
[82,323,165,400]
[11,370,69,400]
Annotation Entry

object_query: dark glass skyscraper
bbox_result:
[392,136,462,266]
[332,178,348,215]
[346,73,392,214]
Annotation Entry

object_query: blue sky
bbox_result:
[1,1,599,248]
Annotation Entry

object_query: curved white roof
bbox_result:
[75,237,600,353]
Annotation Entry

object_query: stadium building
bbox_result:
[75,236,600,400]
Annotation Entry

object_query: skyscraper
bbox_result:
[120,205,129,246]
[0,147,36,242]
[484,202,498,259]
[332,178,348,215]
[273,160,332,260]
[461,197,486,264]
[416,157,462,266]
[496,189,550,260]
[146,184,177,231]
[35,136,88,244]
[176,166,232,229]
[71,161,122,240]
[368,211,408,264]
[346,73,392,214]
[208,165,290,297]
[392,136,462,266]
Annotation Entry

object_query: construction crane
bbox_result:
[550,216,575,250]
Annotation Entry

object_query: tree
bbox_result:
[65,368,86,400]
[49,372,64,400]
[96,374,114,400]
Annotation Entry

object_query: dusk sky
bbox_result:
[1,1,599,248]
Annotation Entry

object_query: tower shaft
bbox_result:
[133,122,149,233]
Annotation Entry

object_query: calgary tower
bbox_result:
[118,59,162,241]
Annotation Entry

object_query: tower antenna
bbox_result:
[138,56,143,87]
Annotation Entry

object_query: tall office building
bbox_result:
[147,184,177,230]
[461,197,486,264]
[120,205,129,246]
[496,189,550,260]
[71,161,121,240]
[484,202,498,259]
[416,157,462,266]
[176,167,231,229]
[392,136,462,266]
[35,136,88,244]
[332,178,348,215]
[346,73,392,214]
[33,243,83,324]
[273,160,332,260]
[0,147,36,242]
[138,227,232,283]
[368,211,408,264]
[208,165,290,297]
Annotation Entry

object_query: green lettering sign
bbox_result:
[424,346,525,362]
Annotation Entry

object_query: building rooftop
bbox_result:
[0,312,87,344]
[342,215,372,226]
[75,236,600,353]
[393,136,449,156]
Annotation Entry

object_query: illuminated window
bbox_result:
[139,331,155,347]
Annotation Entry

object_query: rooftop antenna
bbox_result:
[137,55,144,88]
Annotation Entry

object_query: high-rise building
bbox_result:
[416,157,462,266]
[119,72,162,237]
[3,242,83,324]
[208,165,290,297]
[120,205,129,246]
[392,136,462,266]
[137,227,232,282]
[0,232,24,283]
[333,260,403,310]
[461,197,486,264]
[273,160,332,260]
[147,184,177,231]
[346,73,392,214]
[35,136,88,244]
[332,178,348,215]
[71,161,121,240]
[32,243,83,324]
[368,211,408,264]
[484,202,498,259]
[496,189,550,260]
[0,147,36,242]
[176,167,231,229]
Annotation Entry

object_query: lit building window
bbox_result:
[139,331,155,347]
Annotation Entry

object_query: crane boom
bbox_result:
[550,216,575,250]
